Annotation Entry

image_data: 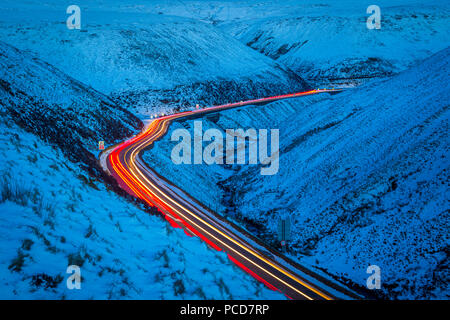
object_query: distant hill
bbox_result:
[0,3,310,115]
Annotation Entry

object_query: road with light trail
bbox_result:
[102,89,356,300]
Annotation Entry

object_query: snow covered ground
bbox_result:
[142,93,329,216]
[0,40,142,179]
[143,47,449,299]
[0,0,309,116]
[141,0,450,85]
[3,1,447,109]
[0,117,284,299]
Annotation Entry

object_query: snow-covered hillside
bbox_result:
[142,47,450,299]
[142,93,329,215]
[223,1,450,85]
[0,117,284,299]
[142,0,450,86]
[0,0,309,115]
[0,41,141,176]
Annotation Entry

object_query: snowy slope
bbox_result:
[0,0,309,115]
[228,47,450,299]
[0,118,284,299]
[0,41,141,176]
[221,0,450,85]
[142,0,450,86]
[5,0,446,92]
[142,47,450,299]
[142,93,329,215]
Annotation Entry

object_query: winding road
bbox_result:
[101,89,356,300]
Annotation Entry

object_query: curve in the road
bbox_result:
[102,89,354,300]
